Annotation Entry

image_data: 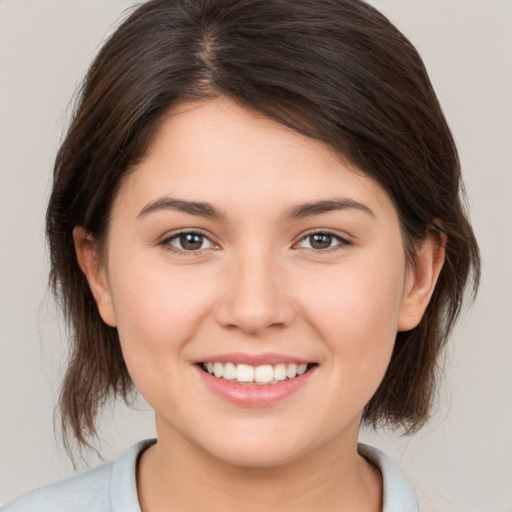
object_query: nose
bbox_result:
[214,249,296,336]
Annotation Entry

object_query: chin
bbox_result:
[195,424,321,470]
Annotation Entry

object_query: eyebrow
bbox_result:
[285,198,375,219]
[137,196,374,221]
[137,197,225,220]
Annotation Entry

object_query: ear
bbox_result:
[73,226,117,327]
[398,230,446,332]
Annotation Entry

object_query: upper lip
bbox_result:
[197,352,313,366]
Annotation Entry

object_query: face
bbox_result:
[78,97,437,468]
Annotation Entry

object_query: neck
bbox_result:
[137,422,382,512]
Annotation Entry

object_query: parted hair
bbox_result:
[47,0,480,455]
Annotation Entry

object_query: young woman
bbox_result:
[4,0,480,510]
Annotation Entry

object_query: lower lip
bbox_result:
[196,365,316,407]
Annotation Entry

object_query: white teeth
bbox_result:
[223,362,236,380]
[274,363,287,381]
[286,363,298,379]
[236,364,254,382]
[203,361,311,384]
[213,362,223,378]
[254,365,274,384]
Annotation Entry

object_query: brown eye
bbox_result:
[309,233,333,249]
[296,232,348,251]
[165,231,215,252]
[180,233,204,250]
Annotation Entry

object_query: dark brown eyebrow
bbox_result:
[285,198,375,219]
[137,196,373,221]
[137,197,226,220]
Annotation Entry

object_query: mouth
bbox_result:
[199,361,316,385]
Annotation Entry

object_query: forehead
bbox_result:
[115,97,396,221]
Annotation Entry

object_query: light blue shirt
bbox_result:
[3,440,419,511]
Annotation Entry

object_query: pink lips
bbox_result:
[195,353,316,407]
[199,352,311,366]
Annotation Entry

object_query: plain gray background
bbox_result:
[1,1,511,510]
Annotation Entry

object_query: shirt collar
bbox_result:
[358,443,420,512]
[110,440,419,512]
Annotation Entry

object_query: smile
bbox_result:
[201,362,312,385]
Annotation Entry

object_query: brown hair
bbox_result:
[47,0,480,455]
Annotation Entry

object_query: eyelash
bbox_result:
[294,230,351,253]
[160,230,218,256]
[160,229,351,255]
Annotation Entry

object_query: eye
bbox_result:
[163,231,216,252]
[296,231,348,251]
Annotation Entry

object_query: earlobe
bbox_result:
[398,230,446,332]
[73,226,117,327]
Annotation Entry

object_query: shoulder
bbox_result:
[2,462,111,512]
[2,439,155,512]
[358,444,420,512]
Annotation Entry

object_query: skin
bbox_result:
[75,97,444,511]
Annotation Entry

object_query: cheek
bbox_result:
[106,255,214,391]
[301,255,405,391]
